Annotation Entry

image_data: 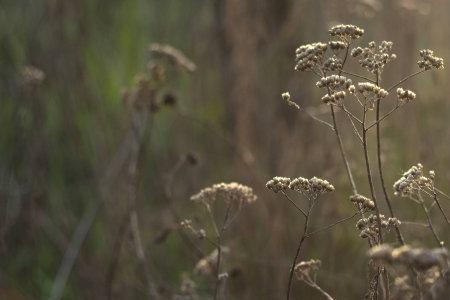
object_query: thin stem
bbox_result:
[339,104,363,124]
[307,281,335,300]
[362,104,384,244]
[387,70,426,92]
[330,106,358,195]
[214,205,232,300]
[287,203,312,300]
[299,106,335,130]
[375,97,405,246]
[281,191,307,217]
[366,104,401,131]
[418,193,442,247]
[432,189,450,227]
[306,212,359,237]
[341,70,376,83]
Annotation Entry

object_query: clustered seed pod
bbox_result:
[329,24,364,41]
[393,163,434,197]
[369,244,449,272]
[281,92,300,109]
[191,182,257,205]
[357,82,389,98]
[323,56,343,72]
[288,176,335,197]
[350,194,375,211]
[418,49,444,70]
[351,41,397,74]
[328,41,347,51]
[316,75,352,89]
[295,43,328,72]
[357,214,401,240]
[396,87,416,103]
[321,91,346,104]
[266,176,291,193]
[294,259,322,281]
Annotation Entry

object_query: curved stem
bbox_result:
[387,70,425,92]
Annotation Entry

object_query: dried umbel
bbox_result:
[393,163,434,197]
[194,249,219,276]
[369,244,449,272]
[190,182,257,206]
[350,194,375,211]
[329,24,364,41]
[316,75,352,90]
[321,91,346,105]
[281,92,300,110]
[289,176,335,198]
[180,219,206,240]
[149,43,197,72]
[357,214,400,241]
[357,82,388,99]
[266,176,291,193]
[294,259,322,281]
[328,41,347,51]
[396,87,416,103]
[294,42,328,72]
[418,49,444,70]
[323,56,343,72]
[351,40,397,74]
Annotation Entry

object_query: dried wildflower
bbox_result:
[266,177,291,193]
[180,219,206,240]
[357,82,388,105]
[418,49,444,70]
[350,194,375,211]
[294,42,328,72]
[191,182,257,206]
[289,176,334,198]
[316,75,352,90]
[393,163,434,197]
[321,91,346,105]
[348,84,356,94]
[194,249,218,276]
[396,87,416,103]
[357,214,399,241]
[329,24,364,41]
[351,41,397,74]
[149,43,197,72]
[21,65,45,85]
[390,245,449,271]
[368,244,394,263]
[294,259,322,281]
[329,41,347,51]
[281,92,300,110]
[323,56,343,72]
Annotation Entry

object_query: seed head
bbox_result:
[329,24,364,41]
[295,42,328,72]
[396,87,416,103]
[418,49,444,70]
[191,182,257,205]
[266,177,291,193]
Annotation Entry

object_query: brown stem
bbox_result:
[375,98,405,246]
[432,189,450,227]
[419,194,442,247]
[287,204,312,300]
[214,205,232,300]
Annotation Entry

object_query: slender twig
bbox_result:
[366,104,401,131]
[375,95,405,246]
[281,191,307,217]
[417,193,442,247]
[305,280,335,300]
[362,102,384,244]
[432,189,450,227]
[341,70,376,83]
[287,202,313,300]
[387,70,426,92]
[214,205,232,300]
[306,212,359,237]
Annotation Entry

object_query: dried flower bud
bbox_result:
[329,24,364,40]
[396,87,416,103]
[295,43,328,72]
[266,177,291,193]
[418,49,444,70]
[191,182,257,205]
[281,92,300,109]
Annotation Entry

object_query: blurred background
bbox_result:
[1,0,449,299]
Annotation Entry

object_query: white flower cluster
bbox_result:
[294,259,322,281]
[418,49,444,70]
[191,182,257,205]
[369,244,448,271]
[351,41,397,74]
[329,24,364,41]
[266,176,291,193]
[357,82,389,99]
[396,87,416,103]
[350,194,375,210]
[294,42,328,72]
[393,163,434,197]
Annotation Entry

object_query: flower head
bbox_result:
[191,182,257,205]
[418,49,444,70]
